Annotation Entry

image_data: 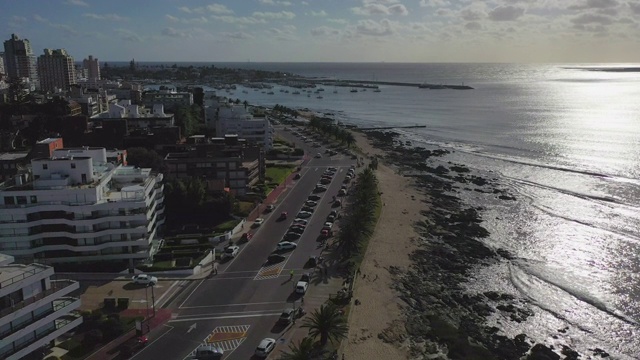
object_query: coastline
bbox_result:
[341,132,421,359]
[342,128,602,359]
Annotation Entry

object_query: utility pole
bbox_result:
[150,284,156,317]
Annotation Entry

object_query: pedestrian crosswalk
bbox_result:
[185,325,250,359]
[254,262,283,280]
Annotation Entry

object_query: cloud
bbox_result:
[221,31,254,40]
[310,26,341,36]
[420,0,447,7]
[65,0,89,6]
[352,4,392,15]
[388,4,409,15]
[83,13,128,21]
[363,0,399,4]
[630,2,640,14]
[570,13,614,25]
[162,27,190,38]
[252,11,296,20]
[268,25,298,40]
[212,15,266,25]
[12,16,27,22]
[309,10,328,17]
[488,6,525,21]
[115,28,142,42]
[166,14,179,22]
[568,0,619,10]
[50,23,80,36]
[355,18,394,36]
[465,21,482,30]
[258,0,293,5]
[34,14,47,22]
[328,18,348,24]
[179,3,233,15]
[460,8,485,21]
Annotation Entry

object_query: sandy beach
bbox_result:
[342,132,425,359]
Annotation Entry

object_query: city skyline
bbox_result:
[2,0,640,63]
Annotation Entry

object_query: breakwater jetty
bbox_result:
[306,78,474,90]
[358,125,427,131]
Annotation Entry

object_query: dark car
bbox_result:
[264,204,275,213]
[267,254,286,264]
[294,173,301,180]
[327,214,336,222]
[332,200,342,207]
[320,178,332,185]
[278,211,288,220]
[308,194,321,201]
[284,232,302,241]
[288,227,305,235]
[120,336,148,358]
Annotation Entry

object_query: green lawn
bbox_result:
[265,165,296,186]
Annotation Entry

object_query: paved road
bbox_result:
[135,127,355,359]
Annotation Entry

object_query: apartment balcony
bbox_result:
[2,313,82,360]
[0,280,79,329]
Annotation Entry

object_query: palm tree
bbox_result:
[344,132,356,148]
[278,337,316,360]
[302,303,348,346]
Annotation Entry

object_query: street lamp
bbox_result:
[150,283,156,317]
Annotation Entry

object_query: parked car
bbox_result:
[294,218,309,225]
[294,173,301,180]
[278,211,288,220]
[288,227,305,235]
[338,189,347,196]
[295,281,309,294]
[314,153,322,158]
[255,338,276,357]
[297,211,313,218]
[332,200,342,207]
[301,206,314,213]
[321,229,333,238]
[276,241,297,251]
[131,274,157,286]
[221,245,240,260]
[120,336,148,357]
[252,218,265,227]
[240,232,253,242]
[264,204,275,213]
[305,200,318,207]
[194,344,224,360]
[284,232,302,241]
[278,308,304,325]
[267,254,286,264]
[314,186,327,193]
[320,178,332,185]
[323,222,333,229]
[301,272,311,282]
[328,167,338,171]
[327,214,336,222]
[308,195,321,201]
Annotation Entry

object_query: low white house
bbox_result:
[205,102,274,150]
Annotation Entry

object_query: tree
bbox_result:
[278,337,316,360]
[302,303,348,346]
[126,147,164,171]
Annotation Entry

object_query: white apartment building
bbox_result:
[0,147,165,269]
[0,253,82,360]
[206,104,274,150]
[91,100,174,132]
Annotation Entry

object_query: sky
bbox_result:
[2,0,639,63]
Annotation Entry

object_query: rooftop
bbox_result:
[0,152,28,161]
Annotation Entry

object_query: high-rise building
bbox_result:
[82,55,100,82]
[37,48,76,92]
[0,52,5,76]
[0,253,82,360]
[0,146,165,269]
[2,33,38,86]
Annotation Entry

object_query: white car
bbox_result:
[255,338,276,357]
[276,241,298,251]
[305,200,318,207]
[132,274,157,286]
[297,211,313,219]
[252,218,265,227]
[296,281,309,294]
[222,245,240,259]
[323,222,333,229]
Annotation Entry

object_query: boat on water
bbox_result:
[350,89,358,93]
[267,91,275,95]
[317,96,323,99]
[293,90,300,94]
[374,88,381,92]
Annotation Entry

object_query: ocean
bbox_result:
[154,62,640,357]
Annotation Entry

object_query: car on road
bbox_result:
[315,184,328,190]
[264,204,275,213]
[296,281,309,294]
[338,189,347,196]
[277,307,304,324]
[194,344,224,359]
[301,206,314,213]
[240,232,253,242]
[252,218,265,227]
[297,211,313,218]
[327,214,336,222]
[314,187,327,193]
[294,173,301,180]
[267,254,286,264]
[288,227,305,235]
[320,178,332,185]
[323,222,333,230]
[294,218,309,225]
[308,194,321,201]
[221,245,240,260]
[278,211,288,220]
[255,338,276,357]
[276,241,297,251]
[131,274,157,286]
[328,167,338,171]
[120,336,148,357]
[314,153,322,158]
[305,200,318,207]
[301,272,311,282]
[284,232,302,240]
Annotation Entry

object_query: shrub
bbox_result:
[82,329,103,349]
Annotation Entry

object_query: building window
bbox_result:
[4,196,15,205]
[16,196,27,205]
[42,164,48,170]
[71,163,76,169]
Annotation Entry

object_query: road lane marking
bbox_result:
[170,312,281,322]
[155,280,183,307]
[179,279,205,309]
[179,301,284,309]
[183,325,250,360]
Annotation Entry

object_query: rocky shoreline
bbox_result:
[360,130,611,360]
